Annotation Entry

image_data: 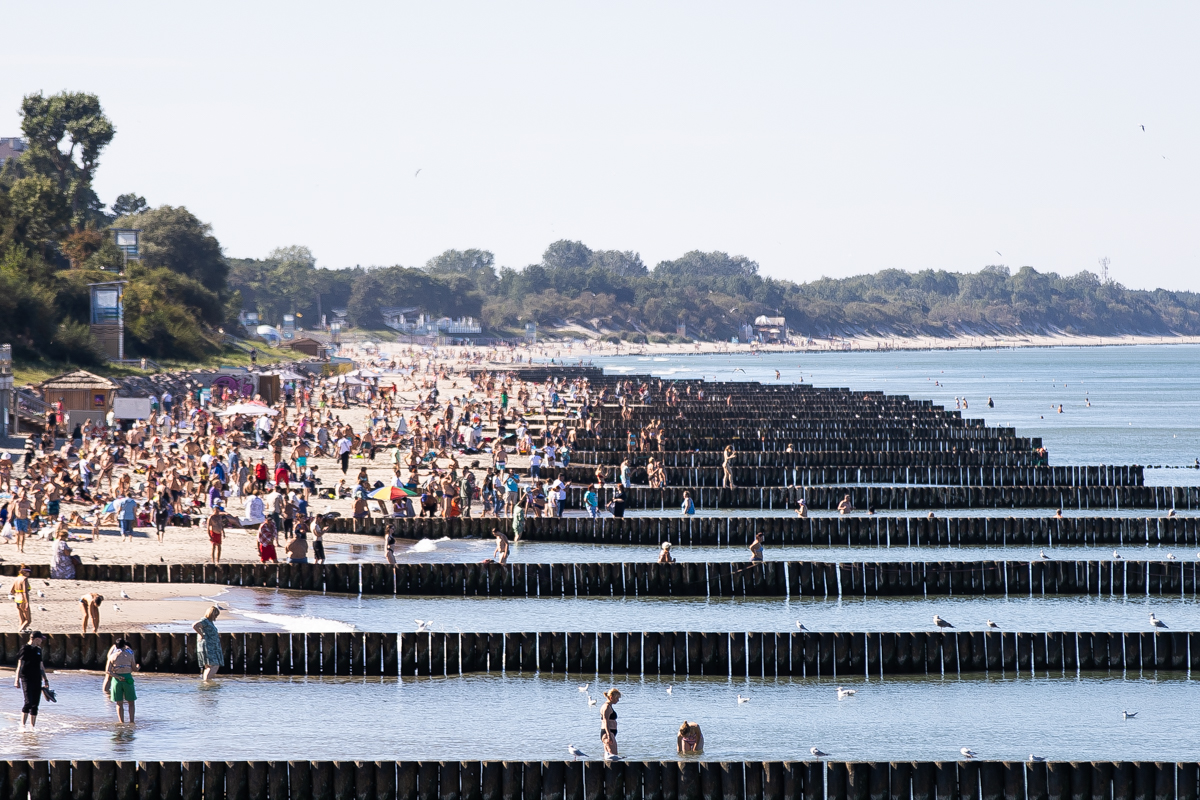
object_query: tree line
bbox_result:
[5,91,1200,369]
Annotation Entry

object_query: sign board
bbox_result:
[113,397,153,420]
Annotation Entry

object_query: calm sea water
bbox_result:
[597,345,1200,469]
[389,538,1197,564]
[157,588,1200,634]
[2,670,1195,761]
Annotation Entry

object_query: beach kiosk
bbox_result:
[38,370,119,434]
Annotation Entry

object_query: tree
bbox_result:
[19,91,114,228]
[425,248,498,293]
[5,175,70,250]
[348,266,483,328]
[117,205,228,292]
[111,193,148,217]
[591,249,646,276]
[543,240,593,270]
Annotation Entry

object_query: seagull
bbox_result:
[37,590,45,598]
[415,620,432,632]
[810,748,828,758]
[1141,125,1145,131]
[934,615,954,629]
[1039,549,1050,560]
[42,580,50,587]
[1150,614,1167,629]
[1167,553,1177,560]
[160,557,165,563]
[587,696,597,706]
[1113,551,1122,559]
[986,620,999,629]
[995,251,1002,256]
[414,169,422,177]
[836,687,856,699]
[568,745,589,760]
[120,589,131,599]
[578,683,589,693]
[38,605,48,612]
[1029,755,1046,763]
[796,622,808,631]
[1122,710,1138,719]
[113,605,122,612]
[91,555,99,561]
[666,685,673,695]
[961,748,977,759]
[737,694,750,704]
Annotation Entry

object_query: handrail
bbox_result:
[15,387,48,418]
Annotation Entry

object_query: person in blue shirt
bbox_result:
[584,486,599,518]
[118,494,137,542]
[503,473,520,516]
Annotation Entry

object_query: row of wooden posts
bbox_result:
[555,485,1198,511]
[3,559,1195,598]
[324,514,1200,547]
[564,450,1073,469]
[545,465,1143,489]
[3,629,1193,677]
[0,758,1196,800]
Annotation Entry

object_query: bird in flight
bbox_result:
[995,251,1002,256]
[415,169,422,177]
[1140,125,1145,131]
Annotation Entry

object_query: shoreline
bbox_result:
[464,333,1200,361]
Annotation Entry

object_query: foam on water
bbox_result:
[410,536,452,552]
[232,610,356,633]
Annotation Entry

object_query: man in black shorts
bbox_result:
[14,631,50,728]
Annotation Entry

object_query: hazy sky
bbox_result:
[4,3,1198,290]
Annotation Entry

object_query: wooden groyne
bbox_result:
[321,514,1200,547]
[3,559,1194,598]
[0,758,1195,800]
[3,628,1192,677]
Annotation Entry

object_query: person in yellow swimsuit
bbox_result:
[10,565,32,631]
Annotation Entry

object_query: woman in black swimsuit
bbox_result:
[600,688,621,760]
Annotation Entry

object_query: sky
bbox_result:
[3,2,1199,290]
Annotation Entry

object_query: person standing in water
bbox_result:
[14,631,50,728]
[193,606,223,681]
[749,531,765,563]
[104,637,138,724]
[600,688,621,760]
[677,721,704,754]
[492,527,510,563]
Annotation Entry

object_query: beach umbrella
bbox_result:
[369,486,419,500]
[218,403,279,417]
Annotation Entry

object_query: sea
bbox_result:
[596,343,1200,471]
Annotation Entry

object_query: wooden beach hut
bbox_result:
[38,370,119,432]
